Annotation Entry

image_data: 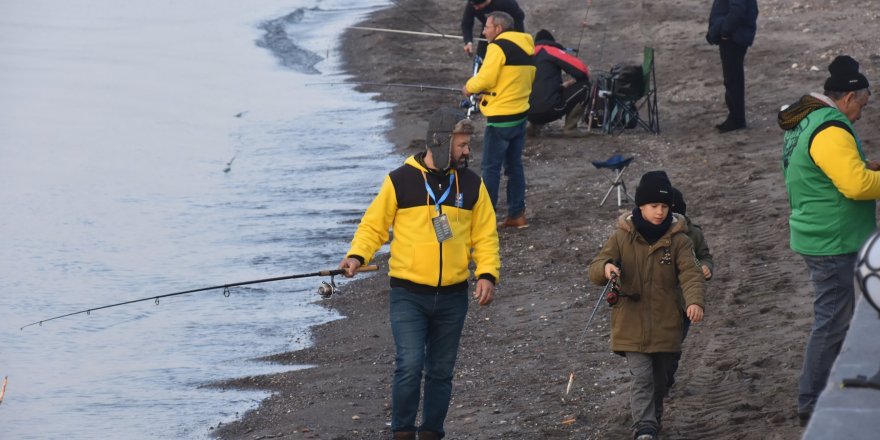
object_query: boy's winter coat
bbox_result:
[588,213,706,353]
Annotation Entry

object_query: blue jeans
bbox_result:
[797,253,857,415]
[481,122,527,218]
[390,287,468,435]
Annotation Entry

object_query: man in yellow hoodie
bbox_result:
[462,11,535,229]
[339,108,500,440]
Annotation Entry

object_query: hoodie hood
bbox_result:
[778,94,832,130]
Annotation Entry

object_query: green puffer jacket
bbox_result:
[588,213,706,353]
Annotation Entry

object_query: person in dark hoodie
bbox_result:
[526,29,591,137]
[779,54,879,426]
[706,0,758,133]
[461,0,525,59]
[588,171,705,440]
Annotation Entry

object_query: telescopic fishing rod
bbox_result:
[20,265,378,330]
[350,26,486,43]
[306,81,460,93]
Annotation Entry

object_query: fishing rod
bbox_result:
[575,0,594,56]
[306,81,460,93]
[20,265,378,330]
[385,0,457,42]
[351,26,486,43]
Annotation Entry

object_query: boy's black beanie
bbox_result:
[634,170,673,206]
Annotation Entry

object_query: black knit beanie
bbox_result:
[535,29,555,43]
[671,187,687,215]
[634,170,673,206]
[824,55,870,92]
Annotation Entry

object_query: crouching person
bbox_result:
[587,170,705,440]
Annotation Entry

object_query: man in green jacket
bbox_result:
[779,55,879,426]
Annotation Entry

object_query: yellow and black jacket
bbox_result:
[465,30,536,123]
[346,154,500,294]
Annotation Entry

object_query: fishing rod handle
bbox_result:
[321,265,379,276]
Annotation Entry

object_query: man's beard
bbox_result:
[453,155,469,170]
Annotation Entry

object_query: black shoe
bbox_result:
[798,410,811,427]
[716,119,746,133]
[634,427,657,440]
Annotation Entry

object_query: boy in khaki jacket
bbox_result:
[588,171,706,440]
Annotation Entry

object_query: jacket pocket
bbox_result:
[409,242,441,285]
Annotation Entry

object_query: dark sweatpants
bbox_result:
[719,40,748,126]
[527,80,590,125]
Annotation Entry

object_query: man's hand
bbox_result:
[473,279,495,305]
[338,257,361,278]
[702,264,713,280]
[687,304,704,323]
[461,85,472,97]
[464,42,474,56]
[867,159,880,171]
[604,263,621,281]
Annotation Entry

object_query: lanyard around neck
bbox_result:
[422,171,455,212]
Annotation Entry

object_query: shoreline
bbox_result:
[214,0,880,439]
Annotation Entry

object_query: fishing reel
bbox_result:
[318,275,338,299]
[604,276,640,306]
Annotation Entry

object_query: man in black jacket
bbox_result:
[526,29,591,137]
[461,0,525,59]
[707,0,758,133]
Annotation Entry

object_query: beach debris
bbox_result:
[234,111,249,118]
[561,415,577,425]
[565,372,575,395]
[0,376,7,406]
[351,415,361,421]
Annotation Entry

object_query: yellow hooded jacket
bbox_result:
[465,30,536,123]
[346,155,500,292]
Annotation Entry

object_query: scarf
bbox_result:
[631,207,672,245]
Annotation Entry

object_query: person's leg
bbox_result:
[652,353,676,429]
[719,41,748,128]
[797,253,857,420]
[480,125,507,209]
[420,291,469,436]
[503,122,527,219]
[668,315,692,388]
[626,352,660,436]
[390,287,430,434]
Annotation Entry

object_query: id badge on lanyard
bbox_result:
[424,171,455,243]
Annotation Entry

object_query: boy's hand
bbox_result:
[702,264,712,280]
[687,304,704,323]
[604,263,621,280]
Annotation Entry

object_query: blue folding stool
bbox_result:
[591,154,635,207]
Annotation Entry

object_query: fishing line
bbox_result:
[20,265,378,330]
[574,0,594,56]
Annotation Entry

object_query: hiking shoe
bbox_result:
[393,431,416,440]
[498,214,529,229]
[634,427,657,440]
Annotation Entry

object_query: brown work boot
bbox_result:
[417,431,442,440]
[563,103,588,137]
[498,214,529,229]
[393,431,416,440]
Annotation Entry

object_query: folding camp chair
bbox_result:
[587,47,660,135]
[592,154,635,207]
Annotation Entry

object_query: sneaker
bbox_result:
[498,214,529,229]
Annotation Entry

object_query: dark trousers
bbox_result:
[527,80,591,125]
[719,40,748,126]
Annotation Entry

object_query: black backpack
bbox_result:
[611,63,644,98]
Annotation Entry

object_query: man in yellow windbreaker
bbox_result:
[462,11,535,229]
[339,108,500,440]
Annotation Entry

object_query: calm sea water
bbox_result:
[0,0,399,438]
